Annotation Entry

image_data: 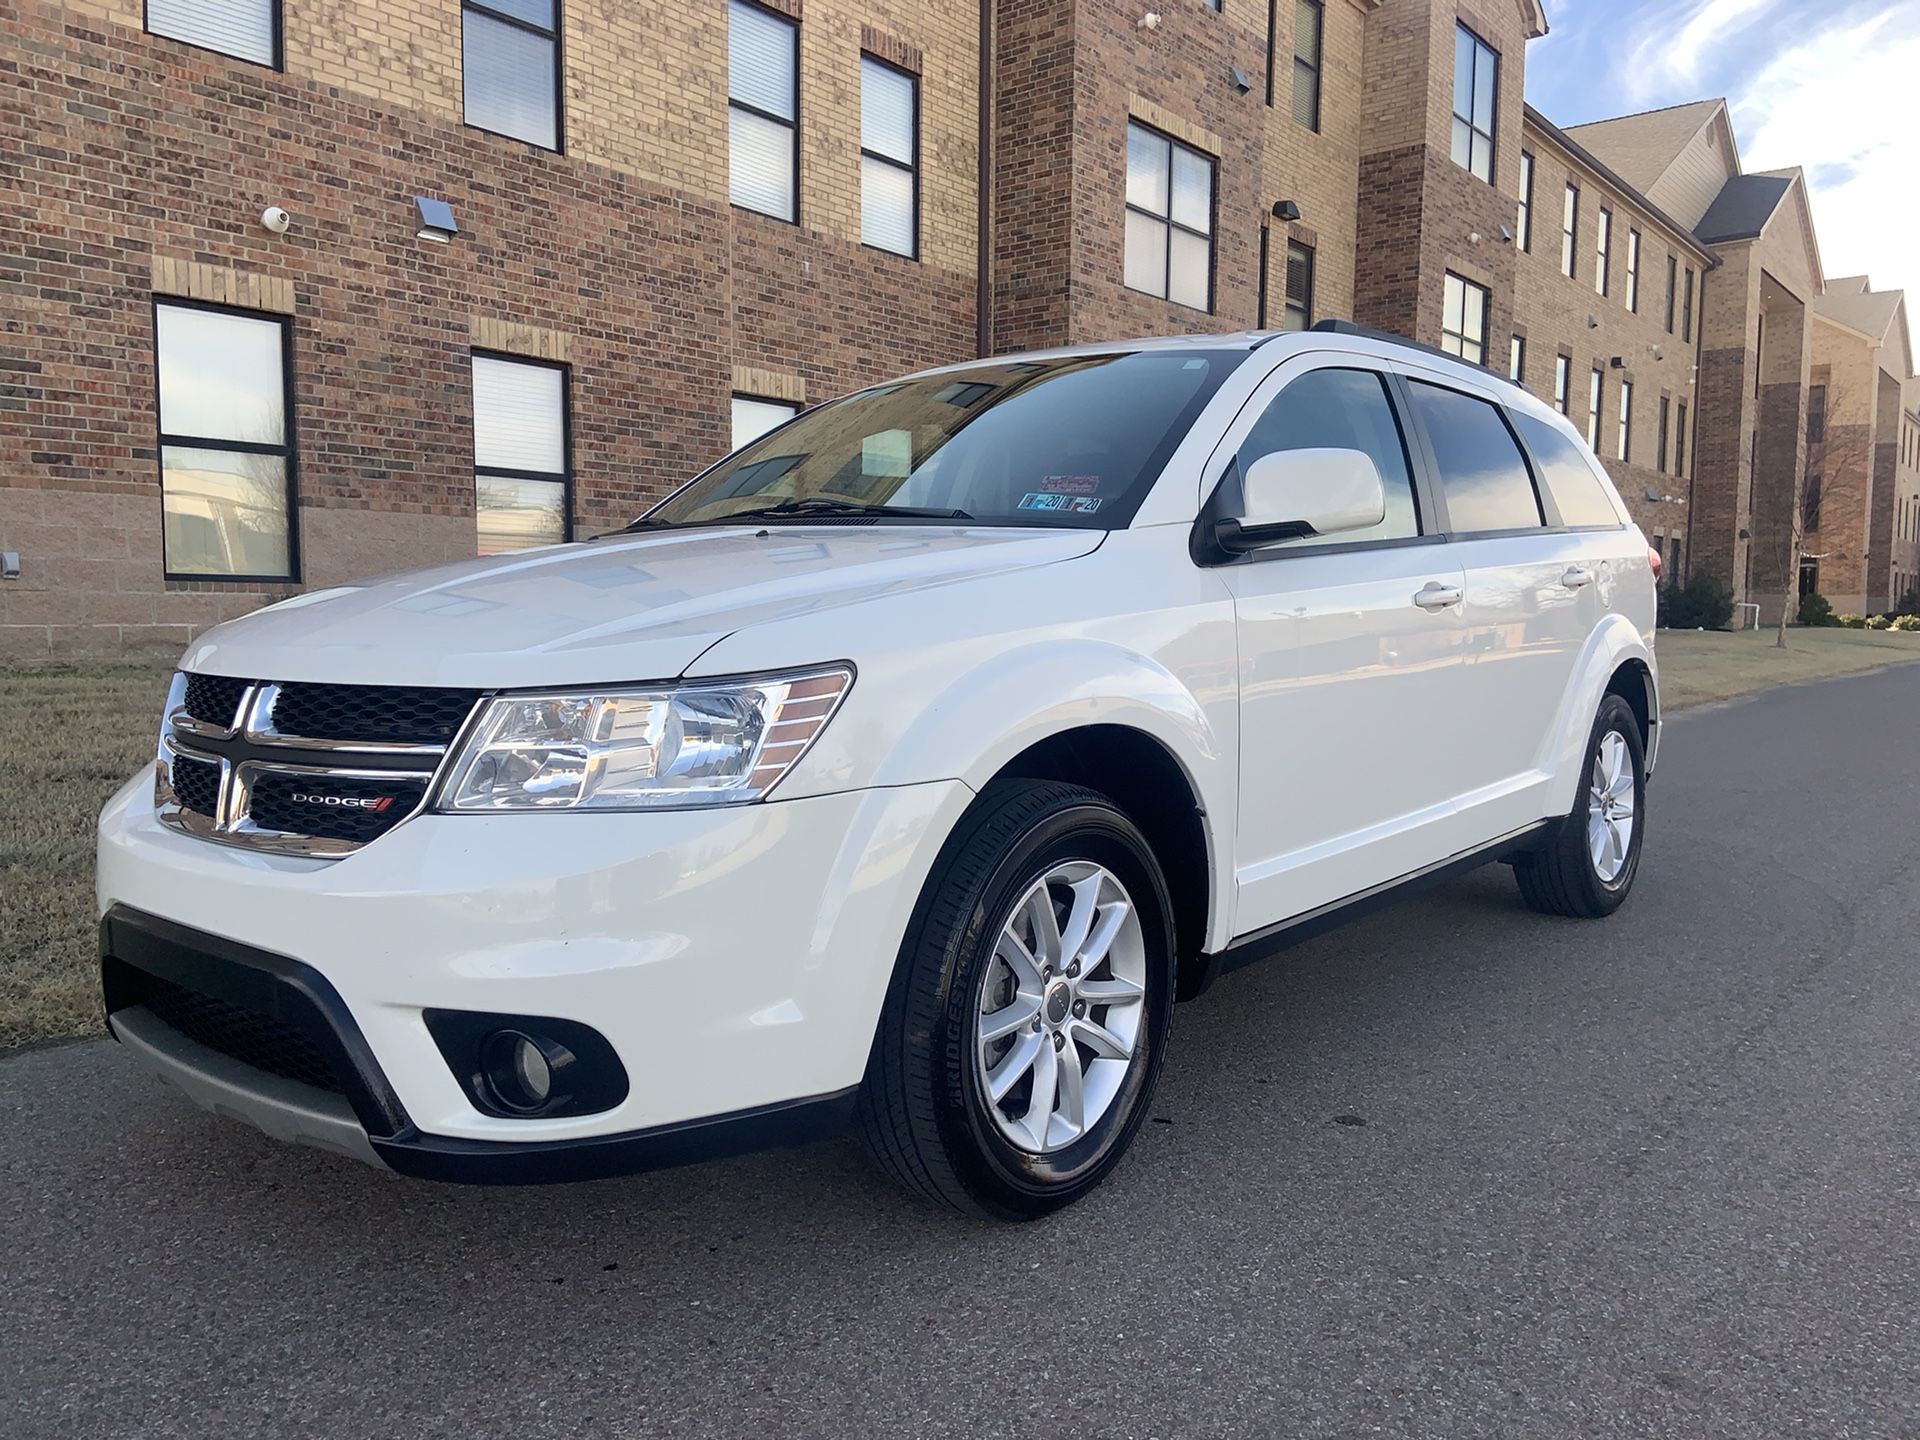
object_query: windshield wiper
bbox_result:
[714,497,973,522]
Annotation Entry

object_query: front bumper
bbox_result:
[97,771,972,1178]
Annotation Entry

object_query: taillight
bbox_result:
[1647,545,1663,583]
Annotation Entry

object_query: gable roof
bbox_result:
[1695,172,1793,243]
[1522,105,1717,264]
[1815,285,1904,344]
[1564,100,1729,195]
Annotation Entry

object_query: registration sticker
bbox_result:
[1019,493,1103,514]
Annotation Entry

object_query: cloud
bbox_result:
[1732,4,1920,320]
[1620,0,1783,105]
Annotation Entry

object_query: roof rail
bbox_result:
[1303,318,1523,388]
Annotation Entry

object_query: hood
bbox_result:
[180,525,1102,687]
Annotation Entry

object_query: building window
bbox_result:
[1441,272,1489,364]
[1803,472,1822,533]
[1807,384,1827,445]
[1283,240,1315,330]
[1681,267,1695,342]
[147,0,278,67]
[461,0,561,150]
[1665,255,1678,333]
[860,57,918,257]
[1292,0,1323,131]
[729,0,799,222]
[1124,121,1214,311]
[472,353,569,555]
[1587,367,1603,450]
[1618,379,1633,461]
[1561,184,1579,278]
[1509,333,1525,383]
[1595,207,1611,296]
[1517,151,1534,252]
[1626,229,1641,312]
[1675,400,1689,477]
[1658,395,1671,473]
[1554,354,1571,414]
[1450,24,1497,183]
[731,394,800,450]
[154,300,295,580]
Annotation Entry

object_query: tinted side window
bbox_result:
[1512,411,1622,528]
[1236,368,1420,545]
[1407,381,1542,533]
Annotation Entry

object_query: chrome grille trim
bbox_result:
[241,682,453,757]
[155,672,477,860]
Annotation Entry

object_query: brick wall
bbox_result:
[1,0,981,657]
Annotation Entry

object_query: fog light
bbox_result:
[480,1029,572,1114]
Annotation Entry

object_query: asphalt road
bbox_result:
[6,665,1920,1439]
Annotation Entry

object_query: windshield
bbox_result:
[644,350,1244,530]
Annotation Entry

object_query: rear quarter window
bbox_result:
[1511,411,1625,528]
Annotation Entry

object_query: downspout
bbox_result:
[976,0,993,358]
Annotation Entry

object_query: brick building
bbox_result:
[2,0,1913,655]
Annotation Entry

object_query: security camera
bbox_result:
[259,206,292,235]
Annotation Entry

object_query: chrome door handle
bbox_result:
[1561,566,1595,589]
[1413,582,1463,610]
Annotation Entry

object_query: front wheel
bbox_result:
[1513,693,1646,918]
[856,779,1176,1220]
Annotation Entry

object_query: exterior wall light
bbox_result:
[1272,200,1302,222]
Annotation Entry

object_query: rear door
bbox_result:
[1399,375,1599,842]
[1211,357,1481,937]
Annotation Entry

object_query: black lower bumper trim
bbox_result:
[371,1087,860,1185]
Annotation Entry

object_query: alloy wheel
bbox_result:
[1587,729,1637,883]
[973,861,1147,1154]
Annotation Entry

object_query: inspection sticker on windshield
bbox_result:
[1020,493,1102,514]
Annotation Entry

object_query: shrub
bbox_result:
[1866,614,1892,630]
[1837,613,1867,629]
[1894,588,1920,617]
[1797,591,1837,627]
[1658,572,1735,630]
[1892,615,1920,633]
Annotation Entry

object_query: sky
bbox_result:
[1527,0,1920,316]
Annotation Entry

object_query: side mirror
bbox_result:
[1216,447,1387,553]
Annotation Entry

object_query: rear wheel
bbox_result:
[856,780,1176,1220]
[1513,693,1645,918]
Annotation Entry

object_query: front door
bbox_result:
[1214,360,1481,938]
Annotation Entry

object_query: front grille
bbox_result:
[134,970,344,1095]
[159,672,472,857]
[169,752,222,817]
[247,771,430,845]
[182,673,248,729]
[270,683,481,747]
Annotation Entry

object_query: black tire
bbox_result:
[855,779,1176,1220]
[1513,693,1646,918]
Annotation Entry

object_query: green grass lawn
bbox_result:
[4,627,1920,1051]
[1,663,171,1052]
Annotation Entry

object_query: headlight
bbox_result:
[436,666,852,812]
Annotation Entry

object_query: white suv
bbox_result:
[98,325,1659,1219]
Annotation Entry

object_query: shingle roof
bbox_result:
[1815,285,1904,344]
[1695,173,1793,243]
[1563,100,1726,195]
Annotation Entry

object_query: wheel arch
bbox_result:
[985,724,1215,1000]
